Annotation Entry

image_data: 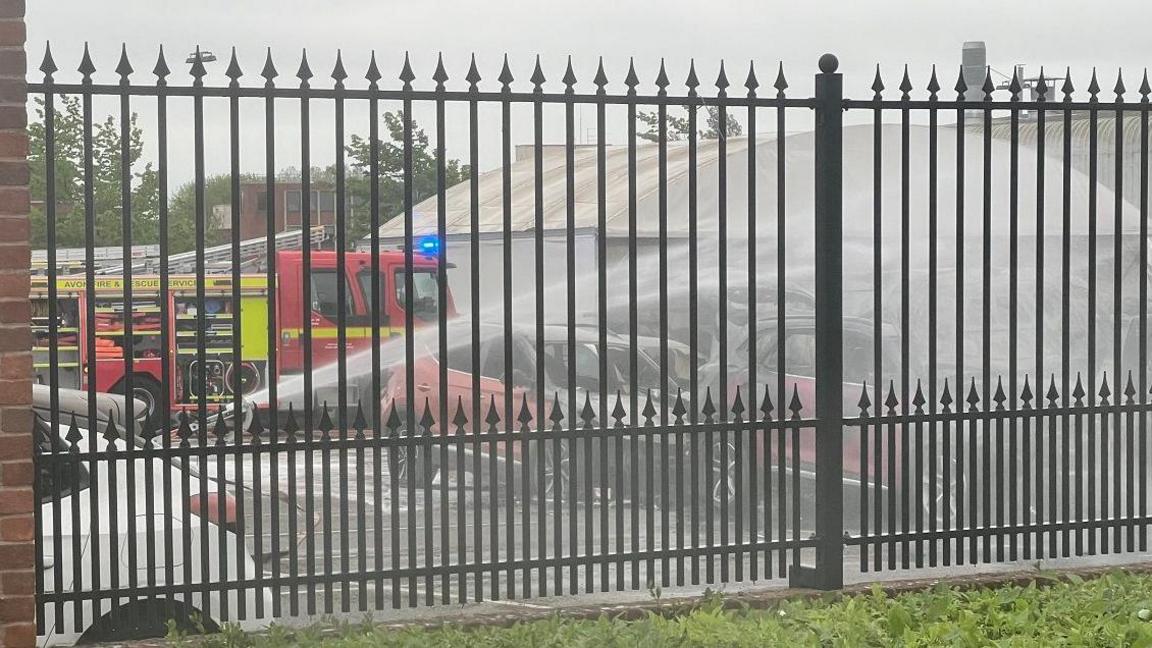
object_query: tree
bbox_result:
[344,111,469,240]
[28,96,171,250]
[162,110,470,248]
[637,105,742,143]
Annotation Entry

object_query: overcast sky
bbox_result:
[26,0,1152,183]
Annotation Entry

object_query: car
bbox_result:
[34,385,274,646]
[379,321,684,501]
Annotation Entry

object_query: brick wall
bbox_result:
[0,0,30,646]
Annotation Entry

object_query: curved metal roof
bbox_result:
[376,122,1139,240]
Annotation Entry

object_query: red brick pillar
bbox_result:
[0,0,31,646]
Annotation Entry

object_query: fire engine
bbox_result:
[31,239,452,427]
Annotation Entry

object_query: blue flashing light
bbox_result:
[416,235,440,256]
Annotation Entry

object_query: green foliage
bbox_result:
[28,95,173,250]
[637,106,742,143]
[177,571,1152,647]
[344,111,470,240]
[29,101,469,255]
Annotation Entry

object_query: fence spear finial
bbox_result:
[953,64,967,98]
[593,56,608,94]
[365,50,380,85]
[330,49,347,86]
[116,43,135,80]
[453,395,470,429]
[295,48,312,85]
[1046,374,1060,406]
[1087,67,1100,101]
[1140,69,1151,102]
[562,55,577,94]
[153,45,170,82]
[260,47,277,84]
[1035,67,1048,101]
[466,53,481,91]
[1113,68,1125,100]
[898,64,912,100]
[225,47,243,85]
[1008,66,1022,100]
[39,41,57,80]
[624,57,639,95]
[433,52,449,91]
[1061,67,1075,101]
[400,51,415,89]
[654,58,668,95]
[714,59,729,95]
[78,42,95,80]
[549,392,565,426]
[871,64,884,99]
[927,64,940,99]
[531,54,546,93]
[773,62,787,96]
[498,53,514,91]
[981,65,995,100]
[685,58,699,95]
[189,45,207,83]
[744,60,758,95]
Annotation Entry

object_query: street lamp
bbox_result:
[185,50,218,65]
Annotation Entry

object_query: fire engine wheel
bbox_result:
[392,440,435,486]
[112,376,163,435]
[522,439,572,501]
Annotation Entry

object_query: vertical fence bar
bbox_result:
[114,48,138,632]
[980,73,994,565]
[1111,77,1125,555]
[399,54,420,608]
[652,61,671,589]
[531,55,546,600]
[774,64,788,580]
[79,46,105,622]
[38,48,62,632]
[562,58,578,596]
[497,56,515,601]
[789,54,843,590]
[953,67,967,567]
[297,49,320,608]
[153,47,176,625]
[595,59,610,593]
[433,55,453,606]
[686,61,700,585]
[1034,72,1048,560]
[363,52,384,611]
[1087,74,1100,557]
[466,55,484,602]
[226,47,246,621]
[1139,73,1149,552]
[330,52,348,614]
[190,49,212,622]
[870,65,887,572]
[626,59,641,593]
[716,63,730,586]
[1008,72,1021,563]
[745,62,758,583]
[898,67,911,570]
[261,50,284,617]
[927,66,940,568]
[1061,70,1074,558]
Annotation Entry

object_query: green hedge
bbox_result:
[179,571,1152,647]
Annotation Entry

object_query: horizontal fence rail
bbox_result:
[26,44,1152,643]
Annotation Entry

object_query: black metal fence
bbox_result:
[27,44,1151,641]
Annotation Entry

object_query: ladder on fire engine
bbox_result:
[93,225,332,276]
